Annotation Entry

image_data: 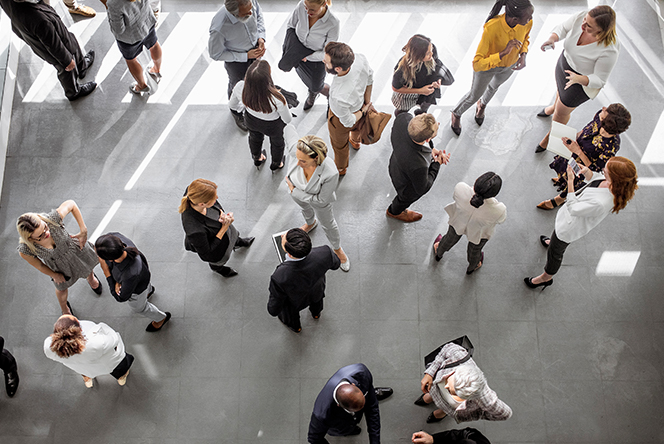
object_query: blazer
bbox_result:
[445,182,507,244]
[288,156,339,206]
[268,245,340,315]
[308,363,381,444]
[425,343,512,423]
[431,428,491,444]
[181,199,231,263]
[278,27,314,72]
[44,321,125,378]
[107,0,156,44]
[554,174,613,243]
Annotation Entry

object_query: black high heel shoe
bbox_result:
[254,149,267,170]
[270,155,286,173]
[524,277,553,290]
[539,236,550,248]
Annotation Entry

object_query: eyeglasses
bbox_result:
[31,224,48,242]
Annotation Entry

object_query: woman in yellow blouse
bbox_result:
[450,0,533,135]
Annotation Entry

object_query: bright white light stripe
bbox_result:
[617,17,664,96]
[187,63,228,105]
[132,343,159,379]
[349,13,410,70]
[642,109,664,164]
[638,177,664,186]
[595,251,641,276]
[89,200,123,243]
[124,100,189,190]
[439,27,484,106]
[502,14,568,106]
[263,12,290,63]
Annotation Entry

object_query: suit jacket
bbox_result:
[0,0,79,69]
[389,112,440,199]
[180,199,231,263]
[287,156,339,206]
[445,182,506,244]
[308,363,381,444]
[432,428,491,444]
[268,245,340,315]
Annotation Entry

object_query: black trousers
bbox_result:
[435,225,488,273]
[0,336,17,374]
[109,352,135,379]
[295,60,326,93]
[224,59,255,98]
[544,230,570,275]
[388,184,424,216]
[277,299,324,331]
[244,112,286,168]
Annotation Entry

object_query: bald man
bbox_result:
[308,363,393,444]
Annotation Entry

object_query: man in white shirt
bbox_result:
[324,42,374,175]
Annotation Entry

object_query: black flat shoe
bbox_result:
[90,273,102,295]
[535,144,547,153]
[433,234,443,262]
[375,387,393,401]
[539,235,550,248]
[466,252,483,275]
[524,277,553,290]
[68,81,97,101]
[254,149,267,170]
[450,112,461,136]
[426,412,445,423]
[4,370,19,397]
[146,312,171,332]
[537,108,552,117]
[215,266,238,277]
[414,394,428,406]
[235,237,255,249]
[270,155,286,172]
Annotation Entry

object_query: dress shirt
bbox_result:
[288,156,339,205]
[229,80,292,123]
[329,53,374,128]
[554,172,613,243]
[44,320,125,378]
[103,232,151,303]
[552,11,620,98]
[473,13,532,71]
[287,1,340,62]
[106,0,156,44]
[444,182,507,244]
[208,0,266,62]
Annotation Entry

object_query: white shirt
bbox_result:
[229,81,292,123]
[287,1,340,62]
[329,53,374,128]
[444,182,507,244]
[554,173,613,243]
[43,321,125,378]
[552,11,620,99]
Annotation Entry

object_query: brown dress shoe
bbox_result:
[386,208,422,222]
[68,4,96,17]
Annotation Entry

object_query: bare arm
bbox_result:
[56,200,88,249]
[19,252,65,284]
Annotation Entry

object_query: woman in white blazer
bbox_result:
[433,172,506,274]
[285,133,350,271]
[525,156,638,289]
[535,5,620,153]
[44,315,133,388]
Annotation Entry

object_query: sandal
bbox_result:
[148,70,162,84]
[129,83,150,95]
[536,198,559,210]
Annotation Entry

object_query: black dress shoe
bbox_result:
[78,50,95,79]
[254,149,267,170]
[374,387,393,401]
[91,272,102,295]
[231,110,248,131]
[146,312,171,332]
[212,265,238,277]
[426,411,445,423]
[68,82,96,101]
[347,425,362,436]
[414,393,428,406]
[235,237,255,249]
[5,370,19,397]
[303,90,319,111]
[270,155,286,172]
[535,144,547,153]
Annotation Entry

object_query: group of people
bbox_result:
[1,1,642,443]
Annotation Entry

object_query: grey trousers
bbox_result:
[435,225,488,273]
[292,198,341,250]
[452,64,515,116]
[126,284,166,322]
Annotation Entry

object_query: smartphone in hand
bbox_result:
[568,158,581,176]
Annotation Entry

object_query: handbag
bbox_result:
[424,335,474,369]
[436,61,455,86]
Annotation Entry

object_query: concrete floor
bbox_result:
[0,1,663,443]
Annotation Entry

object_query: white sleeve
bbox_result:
[229,81,246,113]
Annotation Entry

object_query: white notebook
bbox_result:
[547,121,577,159]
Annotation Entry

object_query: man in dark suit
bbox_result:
[411,428,491,444]
[386,111,450,222]
[0,0,96,101]
[1,336,19,398]
[308,363,393,444]
[268,228,340,333]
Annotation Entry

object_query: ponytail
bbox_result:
[486,0,533,23]
[50,316,86,358]
[470,172,503,208]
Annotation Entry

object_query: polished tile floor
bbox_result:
[1,1,663,443]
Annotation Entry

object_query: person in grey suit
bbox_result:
[268,228,340,333]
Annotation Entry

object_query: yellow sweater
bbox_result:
[473,14,532,72]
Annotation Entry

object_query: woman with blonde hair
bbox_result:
[285,134,349,271]
[179,179,254,277]
[16,200,101,316]
[525,156,638,289]
[44,315,133,388]
[536,5,620,152]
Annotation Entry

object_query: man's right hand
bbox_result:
[412,431,434,444]
[248,47,266,59]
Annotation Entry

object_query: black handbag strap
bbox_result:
[441,352,471,370]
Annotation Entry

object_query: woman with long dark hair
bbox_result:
[230,60,292,171]
[535,5,620,153]
[392,34,452,114]
[433,173,506,274]
[525,157,638,289]
[450,0,533,135]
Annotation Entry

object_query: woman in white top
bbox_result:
[285,0,340,110]
[285,134,350,271]
[525,156,638,289]
[230,60,292,171]
[44,315,133,388]
[535,5,620,153]
[433,173,506,275]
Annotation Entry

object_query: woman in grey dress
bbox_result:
[17,200,101,315]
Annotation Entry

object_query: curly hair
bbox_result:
[606,156,638,213]
[602,103,631,135]
[50,316,86,358]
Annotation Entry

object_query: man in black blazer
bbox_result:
[0,0,96,101]
[308,363,393,444]
[386,111,450,222]
[411,428,491,444]
[268,228,340,333]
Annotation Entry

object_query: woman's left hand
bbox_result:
[564,70,583,89]
[71,231,88,250]
[285,177,295,193]
[561,137,580,154]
